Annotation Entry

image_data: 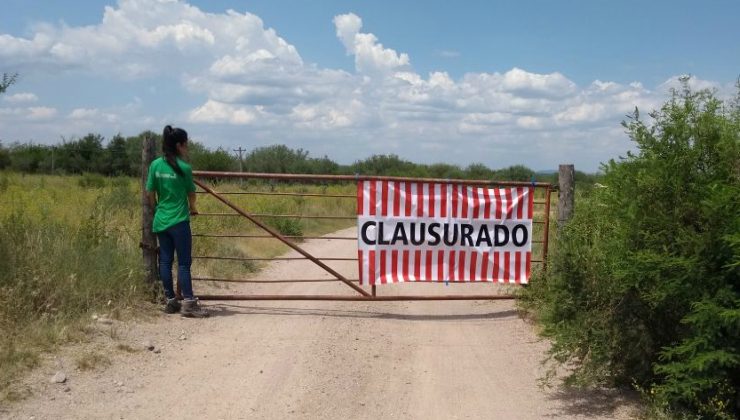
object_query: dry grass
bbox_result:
[75,351,111,371]
[0,172,357,400]
[115,343,139,353]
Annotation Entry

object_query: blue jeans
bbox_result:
[157,221,194,300]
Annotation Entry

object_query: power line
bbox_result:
[233,147,246,173]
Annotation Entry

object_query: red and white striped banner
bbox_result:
[357,181,534,286]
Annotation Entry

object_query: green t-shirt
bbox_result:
[145,157,196,233]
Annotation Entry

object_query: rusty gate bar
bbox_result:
[194,170,554,187]
[195,294,518,301]
[191,233,545,243]
[193,256,357,261]
[193,234,355,240]
[196,191,356,198]
[193,277,361,284]
[195,212,356,220]
[191,171,556,301]
[195,212,547,224]
[193,178,371,297]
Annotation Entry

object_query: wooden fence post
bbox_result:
[141,136,158,292]
[557,164,575,232]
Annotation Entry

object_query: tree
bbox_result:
[0,142,11,169]
[0,73,17,95]
[188,141,236,171]
[464,163,494,180]
[243,145,310,173]
[350,154,418,176]
[54,134,106,174]
[493,164,535,181]
[522,78,740,418]
[8,143,47,173]
[105,134,130,175]
[425,163,464,179]
[124,131,159,176]
[307,155,340,174]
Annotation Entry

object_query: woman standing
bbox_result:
[146,125,208,318]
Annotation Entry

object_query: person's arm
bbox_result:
[188,192,198,215]
[148,191,157,208]
[184,164,198,215]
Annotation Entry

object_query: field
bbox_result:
[0,172,357,400]
[3,182,637,420]
[0,171,560,405]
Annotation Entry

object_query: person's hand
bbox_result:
[190,206,199,216]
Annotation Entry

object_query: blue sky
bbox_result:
[1,0,738,171]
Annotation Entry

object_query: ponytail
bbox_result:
[162,125,187,176]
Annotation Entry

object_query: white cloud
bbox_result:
[3,92,38,103]
[516,116,544,130]
[0,0,301,79]
[0,106,56,120]
[333,13,410,75]
[333,13,363,52]
[188,100,259,125]
[3,106,58,120]
[68,108,120,124]
[0,1,733,171]
[501,67,577,98]
[69,108,99,119]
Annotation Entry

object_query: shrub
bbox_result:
[78,172,106,188]
[263,201,304,237]
[271,217,303,238]
[521,79,740,418]
[101,177,137,213]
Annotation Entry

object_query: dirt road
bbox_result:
[5,227,636,420]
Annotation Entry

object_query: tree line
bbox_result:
[0,132,597,183]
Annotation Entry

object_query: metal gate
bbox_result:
[189,171,555,301]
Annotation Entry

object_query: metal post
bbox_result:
[141,135,158,292]
[557,164,575,231]
[233,147,246,187]
[542,185,552,271]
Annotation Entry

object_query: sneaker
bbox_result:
[164,298,181,314]
[181,298,209,318]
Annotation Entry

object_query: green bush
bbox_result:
[261,200,304,238]
[271,217,303,238]
[78,172,106,188]
[521,79,740,418]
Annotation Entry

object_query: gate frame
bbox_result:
[184,170,557,302]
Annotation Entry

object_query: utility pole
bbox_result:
[557,164,575,232]
[233,147,246,172]
[233,146,246,186]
